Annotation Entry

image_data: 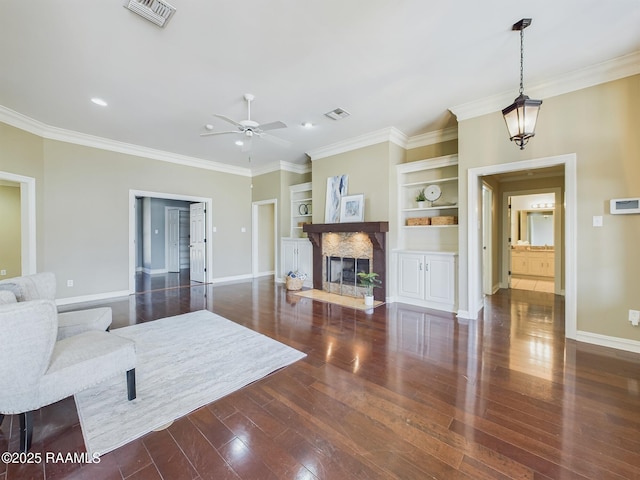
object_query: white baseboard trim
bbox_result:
[253,271,275,278]
[576,330,640,354]
[144,268,169,275]
[210,273,254,284]
[56,290,131,306]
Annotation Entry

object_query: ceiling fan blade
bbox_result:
[259,121,287,132]
[200,130,242,137]
[213,114,244,128]
[262,132,292,148]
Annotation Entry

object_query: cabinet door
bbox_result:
[296,239,313,282]
[528,253,546,276]
[425,256,454,304]
[545,252,555,277]
[511,252,528,275]
[398,254,424,299]
[281,240,298,276]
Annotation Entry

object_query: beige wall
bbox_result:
[406,139,458,162]
[0,123,46,270]
[311,142,392,224]
[1,123,254,299]
[0,184,21,277]
[251,168,310,242]
[458,74,640,341]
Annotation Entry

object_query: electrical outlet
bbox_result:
[629,309,640,326]
[67,280,74,287]
[0,269,6,276]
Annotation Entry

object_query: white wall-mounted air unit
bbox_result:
[124,0,176,28]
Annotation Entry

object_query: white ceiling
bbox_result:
[1,1,639,171]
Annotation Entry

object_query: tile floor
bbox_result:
[511,276,555,293]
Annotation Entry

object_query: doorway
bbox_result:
[507,191,559,293]
[466,153,577,340]
[251,199,277,279]
[129,190,213,294]
[0,171,36,276]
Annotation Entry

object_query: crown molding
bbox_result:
[0,105,252,177]
[251,160,311,177]
[450,51,640,121]
[307,127,408,161]
[406,126,458,150]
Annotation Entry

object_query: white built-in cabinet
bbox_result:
[281,238,313,287]
[393,155,459,313]
[396,251,457,312]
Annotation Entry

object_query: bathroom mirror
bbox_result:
[519,210,554,246]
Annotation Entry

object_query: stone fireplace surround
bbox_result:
[303,222,389,302]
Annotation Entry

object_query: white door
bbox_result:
[482,185,493,295]
[190,202,206,283]
[167,208,180,272]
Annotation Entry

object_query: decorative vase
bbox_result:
[364,294,374,306]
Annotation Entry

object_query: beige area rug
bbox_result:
[74,310,306,457]
[292,289,384,310]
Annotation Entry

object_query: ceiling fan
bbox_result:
[201,93,290,152]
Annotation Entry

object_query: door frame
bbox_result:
[129,190,213,294]
[251,199,278,278]
[465,153,577,339]
[0,171,36,275]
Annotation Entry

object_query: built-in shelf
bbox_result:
[290,182,312,238]
[396,154,459,250]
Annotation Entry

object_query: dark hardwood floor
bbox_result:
[2,277,640,479]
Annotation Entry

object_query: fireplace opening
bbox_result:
[326,256,370,287]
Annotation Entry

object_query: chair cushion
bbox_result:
[57,307,112,340]
[0,284,20,301]
[0,272,56,302]
[38,330,136,410]
[0,290,17,304]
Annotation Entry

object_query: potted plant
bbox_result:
[357,271,382,306]
[416,188,427,208]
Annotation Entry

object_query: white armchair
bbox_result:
[0,272,112,340]
[0,299,136,452]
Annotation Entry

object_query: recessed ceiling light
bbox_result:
[235,140,244,146]
[302,122,314,128]
[91,98,108,107]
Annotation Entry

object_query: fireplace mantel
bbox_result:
[303,222,388,301]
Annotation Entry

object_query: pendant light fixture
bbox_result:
[502,18,542,150]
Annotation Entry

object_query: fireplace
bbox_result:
[325,256,370,296]
[303,222,388,301]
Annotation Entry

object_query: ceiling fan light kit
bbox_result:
[502,18,543,150]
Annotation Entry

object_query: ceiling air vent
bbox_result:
[325,108,351,121]
[124,0,176,28]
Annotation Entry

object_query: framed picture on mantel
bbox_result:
[325,174,348,223]
[340,194,364,222]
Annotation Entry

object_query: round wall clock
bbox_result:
[425,184,442,202]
